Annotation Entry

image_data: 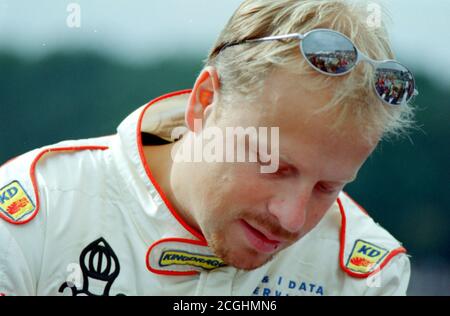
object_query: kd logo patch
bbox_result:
[0,181,35,221]
[346,240,388,273]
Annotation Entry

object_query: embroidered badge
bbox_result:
[346,239,388,273]
[159,250,226,271]
[0,181,35,221]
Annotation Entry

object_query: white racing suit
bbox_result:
[0,90,410,296]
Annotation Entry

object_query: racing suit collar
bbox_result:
[116,90,204,238]
[115,90,229,275]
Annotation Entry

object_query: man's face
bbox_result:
[171,69,378,270]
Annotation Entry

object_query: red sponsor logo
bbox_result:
[350,256,373,267]
[7,197,29,215]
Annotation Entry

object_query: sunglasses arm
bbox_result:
[245,33,304,44]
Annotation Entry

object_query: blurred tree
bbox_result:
[0,52,202,161]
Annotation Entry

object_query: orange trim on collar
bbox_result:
[0,146,109,225]
[136,89,206,242]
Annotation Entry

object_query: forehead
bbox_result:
[223,68,360,139]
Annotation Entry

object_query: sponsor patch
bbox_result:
[0,181,35,221]
[159,250,226,271]
[346,240,388,273]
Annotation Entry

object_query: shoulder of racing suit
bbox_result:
[0,136,113,226]
[336,192,408,279]
[0,136,117,295]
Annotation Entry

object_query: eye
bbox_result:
[274,165,292,176]
[256,160,293,178]
[316,183,340,195]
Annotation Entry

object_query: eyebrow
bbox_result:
[279,154,358,184]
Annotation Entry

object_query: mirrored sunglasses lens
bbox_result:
[375,61,415,106]
[302,30,357,74]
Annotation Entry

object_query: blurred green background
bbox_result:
[0,0,449,296]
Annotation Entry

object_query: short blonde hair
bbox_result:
[205,0,416,142]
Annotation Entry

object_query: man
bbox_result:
[0,0,416,295]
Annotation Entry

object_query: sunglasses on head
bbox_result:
[214,28,418,106]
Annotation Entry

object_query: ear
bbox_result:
[186,66,221,132]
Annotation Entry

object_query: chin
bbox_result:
[210,239,276,271]
[206,221,279,270]
[227,248,276,270]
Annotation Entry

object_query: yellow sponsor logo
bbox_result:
[159,250,226,271]
[0,181,35,221]
[346,240,388,273]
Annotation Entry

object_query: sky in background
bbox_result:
[0,0,449,88]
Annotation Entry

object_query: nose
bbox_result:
[267,185,312,234]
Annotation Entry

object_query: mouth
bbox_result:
[239,219,282,254]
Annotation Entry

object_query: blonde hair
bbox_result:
[204,0,416,142]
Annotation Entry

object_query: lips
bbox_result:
[239,219,282,254]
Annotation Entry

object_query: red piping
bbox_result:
[136,89,206,242]
[0,146,109,225]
